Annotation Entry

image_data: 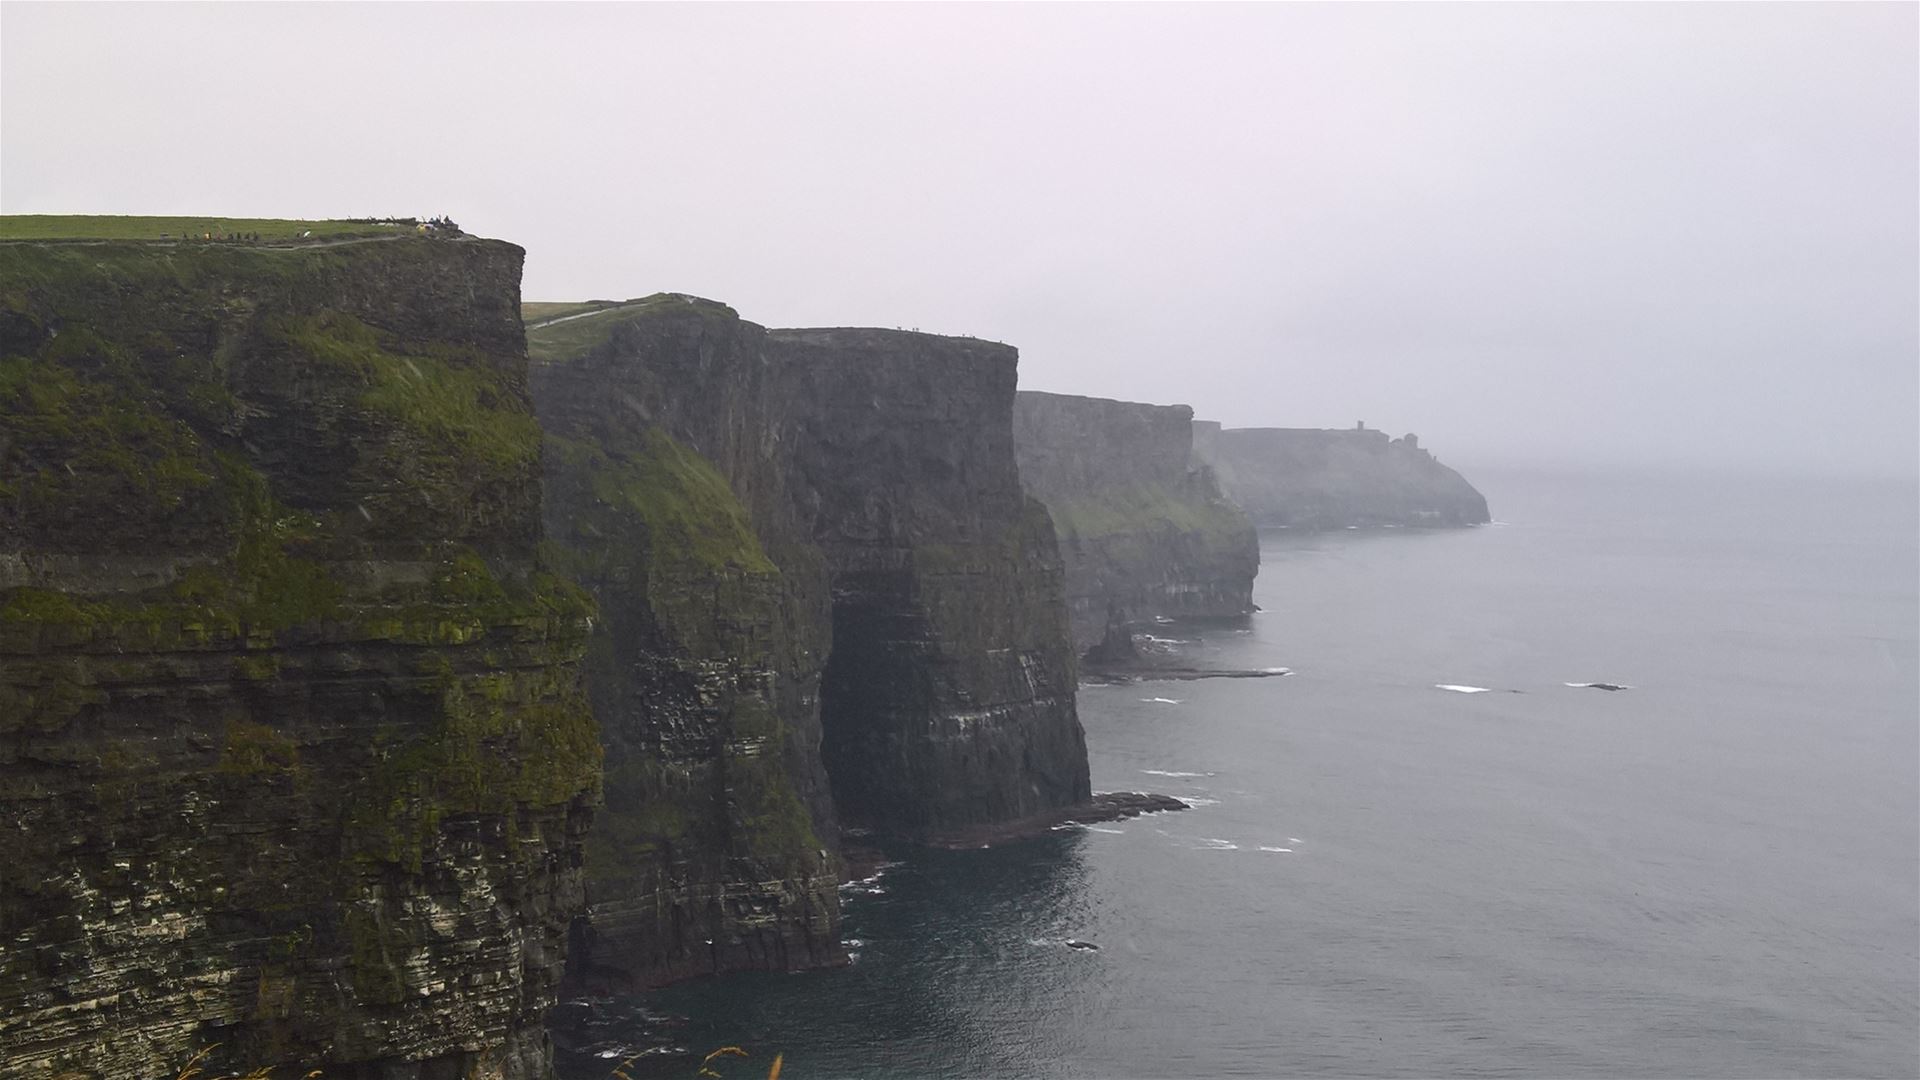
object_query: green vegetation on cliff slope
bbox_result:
[0,241,541,556]
[270,311,542,475]
[1045,481,1247,543]
[545,430,775,577]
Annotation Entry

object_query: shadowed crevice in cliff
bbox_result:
[1012,391,1259,661]
[0,233,599,1080]
[1192,422,1491,529]
[771,329,1091,838]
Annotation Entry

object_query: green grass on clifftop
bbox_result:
[523,293,741,364]
[521,300,618,326]
[0,215,419,242]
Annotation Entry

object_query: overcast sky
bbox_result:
[5,3,1914,477]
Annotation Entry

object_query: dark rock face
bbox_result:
[1013,392,1258,656]
[776,331,1088,835]
[530,298,842,991]
[528,301,1089,988]
[1193,422,1491,529]
[0,239,599,1078]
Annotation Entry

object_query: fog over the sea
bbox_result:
[4,3,1913,478]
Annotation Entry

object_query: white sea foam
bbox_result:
[1141,769,1213,778]
[1435,683,1494,694]
[1087,826,1126,834]
[1181,796,1221,807]
[1141,697,1183,705]
[1257,846,1294,853]
[1263,667,1294,675]
[1288,837,1302,843]
[1197,838,1239,850]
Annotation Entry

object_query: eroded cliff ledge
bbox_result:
[0,232,598,1080]
[1013,392,1257,658]
[527,297,1088,991]
[1192,423,1490,529]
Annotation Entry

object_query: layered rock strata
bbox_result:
[1013,392,1257,657]
[1193,423,1491,529]
[0,235,598,1080]
[528,298,1089,989]
[529,298,840,991]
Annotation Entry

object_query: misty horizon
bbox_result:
[5,3,1914,478]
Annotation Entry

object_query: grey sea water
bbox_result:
[556,468,1919,1079]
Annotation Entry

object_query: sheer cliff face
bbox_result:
[1013,392,1258,656]
[773,331,1088,834]
[1193,424,1491,529]
[528,301,1089,986]
[0,239,598,1079]
[530,299,842,990]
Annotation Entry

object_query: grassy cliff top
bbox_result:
[523,294,740,363]
[0,215,432,242]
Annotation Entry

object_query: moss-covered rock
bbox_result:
[0,233,595,1080]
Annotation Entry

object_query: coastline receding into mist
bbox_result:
[3,3,1914,1077]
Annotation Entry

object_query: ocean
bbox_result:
[555,467,1919,1079]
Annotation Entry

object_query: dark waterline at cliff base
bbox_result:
[554,468,1919,1079]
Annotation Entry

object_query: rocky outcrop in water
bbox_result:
[1013,392,1257,657]
[527,298,1088,989]
[0,235,598,1078]
[1192,423,1490,529]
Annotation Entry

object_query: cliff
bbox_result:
[0,229,598,1079]
[1012,392,1257,657]
[529,297,841,991]
[1193,423,1491,529]
[526,298,1088,990]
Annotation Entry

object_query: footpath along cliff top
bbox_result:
[0,213,462,244]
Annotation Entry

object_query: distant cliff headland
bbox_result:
[0,216,1488,1078]
[1193,422,1491,529]
[1013,391,1257,659]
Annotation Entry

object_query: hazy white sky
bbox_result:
[4,2,1914,476]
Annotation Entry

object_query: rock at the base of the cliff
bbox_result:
[918,792,1189,849]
